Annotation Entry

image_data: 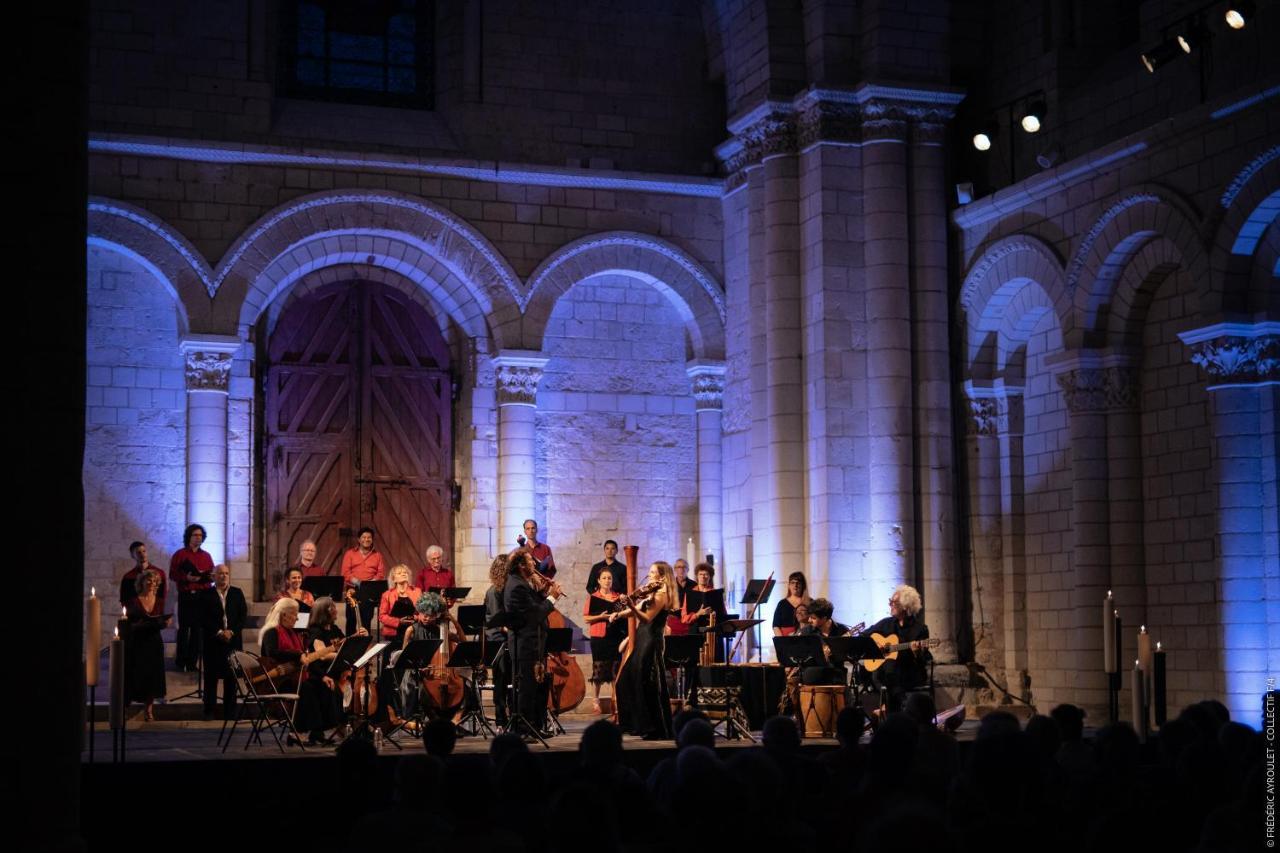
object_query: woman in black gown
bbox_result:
[614,560,678,740]
[124,568,171,720]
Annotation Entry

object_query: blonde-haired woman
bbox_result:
[378,564,422,647]
[613,561,678,740]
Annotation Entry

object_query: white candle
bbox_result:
[1131,658,1145,741]
[108,626,125,730]
[686,537,696,570]
[1103,591,1116,673]
[86,588,101,687]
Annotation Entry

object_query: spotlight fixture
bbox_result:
[972,119,1000,152]
[1225,1,1255,29]
[955,182,975,205]
[1140,38,1183,73]
[1177,19,1209,53]
[1019,100,1046,134]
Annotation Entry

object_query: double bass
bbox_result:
[416,613,466,721]
[526,567,587,714]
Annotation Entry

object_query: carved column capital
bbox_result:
[686,360,726,411]
[492,350,549,407]
[963,382,1025,436]
[179,335,241,393]
[1054,367,1140,413]
[1179,322,1280,388]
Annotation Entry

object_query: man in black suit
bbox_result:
[201,564,247,719]
[502,549,564,738]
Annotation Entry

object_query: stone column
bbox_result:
[861,97,914,597]
[963,381,1026,691]
[910,108,961,660]
[1180,322,1280,725]
[688,361,726,565]
[180,335,241,565]
[492,351,549,545]
[1052,351,1139,715]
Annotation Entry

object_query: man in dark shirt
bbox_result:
[502,549,564,737]
[862,584,931,711]
[200,564,247,719]
[801,597,851,686]
[586,539,627,593]
[120,541,165,610]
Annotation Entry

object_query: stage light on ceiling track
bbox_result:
[1141,39,1184,73]
[1177,19,1209,53]
[972,119,999,151]
[1019,100,1046,133]
[1225,1,1255,29]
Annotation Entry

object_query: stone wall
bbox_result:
[84,246,187,614]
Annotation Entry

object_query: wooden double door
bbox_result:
[264,281,453,582]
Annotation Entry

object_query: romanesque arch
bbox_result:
[1065,187,1207,347]
[958,234,1068,382]
[87,198,207,333]
[1210,145,1280,314]
[218,190,524,345]
[520,231,727,359]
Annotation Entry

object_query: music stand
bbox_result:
[353,580,387,635]
[738,578,775,664]
[543,628,574,735]
[504,625,549,749]
[774,635,827,669]
[664,635,705,703]
[382,638,442,742]
[302,576,343,601]
[456,605,485,636]
[437,586,471,601]
[446,641,497,739]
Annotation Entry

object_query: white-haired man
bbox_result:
[416,544,455,594]
[862,584,931,712]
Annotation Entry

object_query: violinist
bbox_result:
[483,554,511,727]
[278,567,315,613]
[378,564,422,650]
[613,562,677,740]
[502,548,564,738]
[296,596,346,745]
[582,567,626,714]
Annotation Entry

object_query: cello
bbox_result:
[416,611,466,721]
[524,568,587,715]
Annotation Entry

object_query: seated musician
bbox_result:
[296,596,347,745]
[772,571,812,636]
[277,567,315,613]
[391,591,463,725]
[379,564,422,649]
[415,545,456,603]
[804,598,851,682]
[862,585,931,712]
[259,597,305,664]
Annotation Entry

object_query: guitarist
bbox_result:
[862,585,931,712]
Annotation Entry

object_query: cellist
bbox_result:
[391,591,464,725]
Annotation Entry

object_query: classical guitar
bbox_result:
[859,634,941,672]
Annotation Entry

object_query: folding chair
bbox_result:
[223,651,305,753]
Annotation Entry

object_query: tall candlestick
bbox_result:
[86,587,101,687]
[1103,591,1116,673]
[1137,625,1153,729]
[686,538,696,570]
[1153,642,1167,727]
[108,626,125,730]
[1131,658,1145,741]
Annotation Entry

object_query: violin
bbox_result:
[615,579,664,614]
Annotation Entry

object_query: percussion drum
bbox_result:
[799,684,845,737]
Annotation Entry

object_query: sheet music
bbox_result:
[354,642,388,668]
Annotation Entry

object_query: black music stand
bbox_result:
[774,635,827,669]
[383,638,441,743]
[448,641,497,739]
[302,576,343,601]
[503,621,549,749]
[739,578,775,664]
[427,586,471,603]
[353,580,387,636]
[664,635,705,703]
[543,627,574,735]
[456,605,486,636]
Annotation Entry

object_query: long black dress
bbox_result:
[124,596,167,703]
[616,606,673,739]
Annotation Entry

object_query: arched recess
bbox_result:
[520,232,727,360]
[219,190,523,345]
[957,234,1068,381]
[87,198,209,333]
[1066,187,1207,347]
[1104,237,1193,348]
[1210,146,1280,314]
